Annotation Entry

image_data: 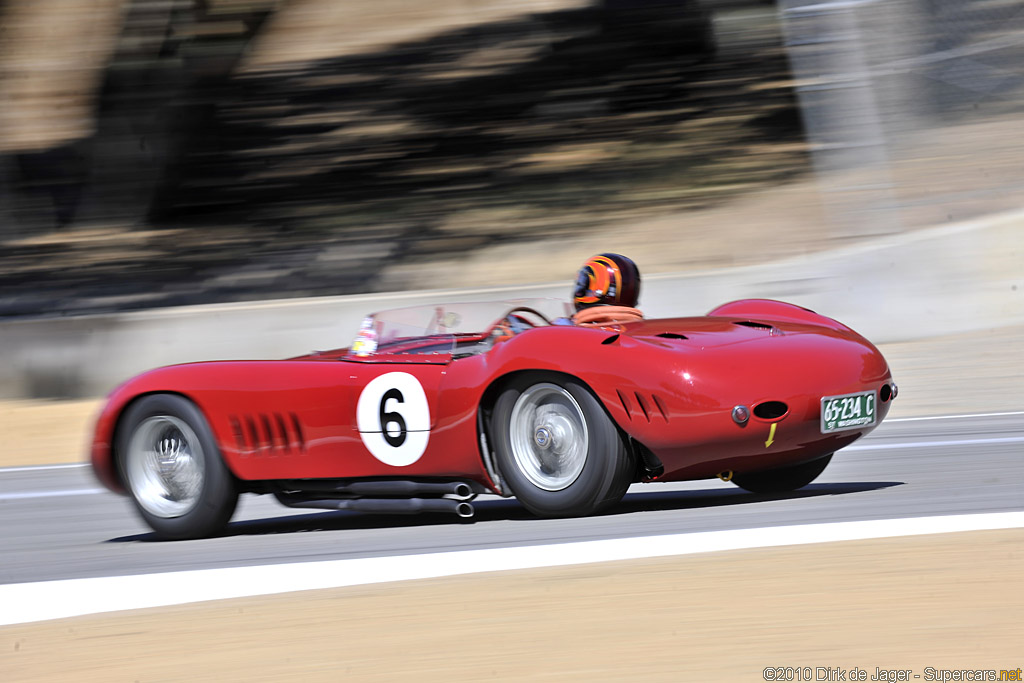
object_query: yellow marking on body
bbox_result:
[765,422,777,448]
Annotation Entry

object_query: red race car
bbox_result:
[90,297,896,539]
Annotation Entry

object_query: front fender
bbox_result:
[89,366,208,494]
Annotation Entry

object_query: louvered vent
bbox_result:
[615,390,669,422]
[230,413,306,454]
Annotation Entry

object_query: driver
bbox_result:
[570,253,644,326]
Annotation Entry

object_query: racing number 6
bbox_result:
[379,388,407,447]
[356,372,431,467]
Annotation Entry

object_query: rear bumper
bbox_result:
[645,381,894,481]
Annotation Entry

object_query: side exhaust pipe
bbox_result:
[276,493,475,518]
[278,479,476,501]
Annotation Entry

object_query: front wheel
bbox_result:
[490,376,633,517]
[731,454,833,494]
[117,394,238,539]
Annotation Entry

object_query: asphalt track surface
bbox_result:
[1,412,1021,586]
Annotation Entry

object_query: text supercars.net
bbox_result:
[763,667,1023,681]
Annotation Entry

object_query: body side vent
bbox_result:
[633,392,650,422]
[616,390,633,419]
[290,413,306,452]
[260,415,275,449]
[616,391,669,423]
[274,413,292,454]
[230,416,247,452]
[231,413,306,454]
[244,416,261,452]
[651,394,669,421]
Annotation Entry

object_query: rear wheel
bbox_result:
[117,394,238,539]
[490,375,633,517]
[731,454,833,494]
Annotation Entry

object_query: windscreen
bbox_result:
[348,299,569,359]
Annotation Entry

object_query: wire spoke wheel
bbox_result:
[126,416,206,518]
[117,394,237,539]
[508,383,589,491]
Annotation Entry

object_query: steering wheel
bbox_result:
[484,306,554,346]
[502,306,553,327]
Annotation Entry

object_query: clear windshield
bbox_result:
[348,298,570,359]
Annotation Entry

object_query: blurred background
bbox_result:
[2,6,1021,675]
[1,0,1023,398]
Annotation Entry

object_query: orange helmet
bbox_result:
[573,253,641,311]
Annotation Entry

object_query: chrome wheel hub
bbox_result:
[509,383,588,491]
[125,416,205,518]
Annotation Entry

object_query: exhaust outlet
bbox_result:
[451,483,474,501]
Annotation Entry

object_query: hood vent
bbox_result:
[656,332,688,340]
[734,320,783,336]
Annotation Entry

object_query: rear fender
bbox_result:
[476,367,637,493]
[708,299,853,333]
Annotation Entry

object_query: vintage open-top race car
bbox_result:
[91,297,896,539]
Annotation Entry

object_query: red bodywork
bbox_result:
[91,299,893,495]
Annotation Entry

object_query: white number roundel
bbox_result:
[356,372,430,467]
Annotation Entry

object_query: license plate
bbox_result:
[821,390,876,433]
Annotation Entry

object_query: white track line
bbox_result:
[847,435,1024,451]
[0,488,104,501]
[1,511,1022,627]
[887,411,1024,423]
[0,463,88,474]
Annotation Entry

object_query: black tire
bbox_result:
[731,454,833,494]
[490,375,633,517]
[116,394,238,539]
